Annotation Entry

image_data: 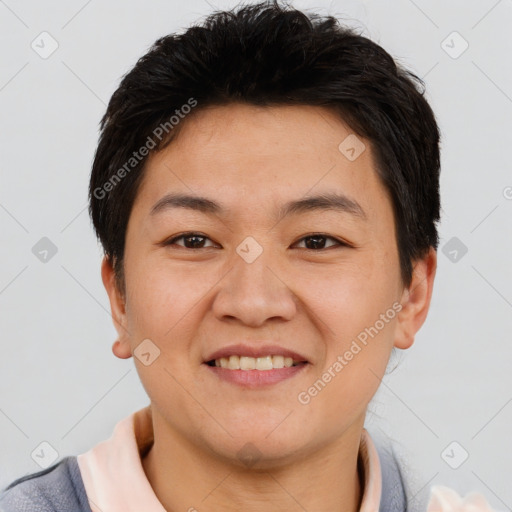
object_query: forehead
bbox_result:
[133,103,391,225]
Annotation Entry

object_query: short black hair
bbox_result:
[89,0,441,294]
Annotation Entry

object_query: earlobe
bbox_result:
[394,248,437,350]
[112,339,132,359]
[101,256,132,359]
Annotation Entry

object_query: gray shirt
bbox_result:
[0,429,428,511]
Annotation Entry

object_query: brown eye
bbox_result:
[294,234,346,250]
[165,233,216,249]
[163,232,347,251]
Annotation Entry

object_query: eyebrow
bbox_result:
[150,192,367,222]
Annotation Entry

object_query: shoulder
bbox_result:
[0,456,92,512]
[367,427,429,512]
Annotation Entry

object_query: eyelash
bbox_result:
[163,232,349,251]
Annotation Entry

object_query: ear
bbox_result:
[101,256,132,359]
[394,247,437,350]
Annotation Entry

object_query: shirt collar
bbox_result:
[77,405,382,511]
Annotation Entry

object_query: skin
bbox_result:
[102,103,437,512]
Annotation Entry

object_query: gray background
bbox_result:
[1,0,511,509]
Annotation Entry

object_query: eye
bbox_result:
[293,233,347,250]
[163,232,349,251]
[164,232,218,249]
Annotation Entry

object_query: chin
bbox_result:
[203,425,311,470]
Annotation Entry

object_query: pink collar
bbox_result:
[77,405,382,511]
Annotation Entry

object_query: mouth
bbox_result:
[202,344,310,388]
[205,355,307,370]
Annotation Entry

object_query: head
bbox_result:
[90,1,440,465]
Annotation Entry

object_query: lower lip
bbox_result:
[204,363,308,388]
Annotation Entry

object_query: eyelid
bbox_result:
[292,233,349,249]
[164,232,219,248]
[163,232,350,250]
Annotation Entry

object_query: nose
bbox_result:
[211,247,297,327]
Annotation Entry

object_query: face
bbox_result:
[103,103,436,467]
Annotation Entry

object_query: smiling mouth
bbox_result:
[205,355,307,370]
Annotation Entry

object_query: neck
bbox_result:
[141,410,365,512]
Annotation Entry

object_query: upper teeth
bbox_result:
[214,355,298,370]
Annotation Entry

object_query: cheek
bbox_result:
[124,258,183,336]
[304,256,393,326]
[303,290,397,429]
[307,255,399,374]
